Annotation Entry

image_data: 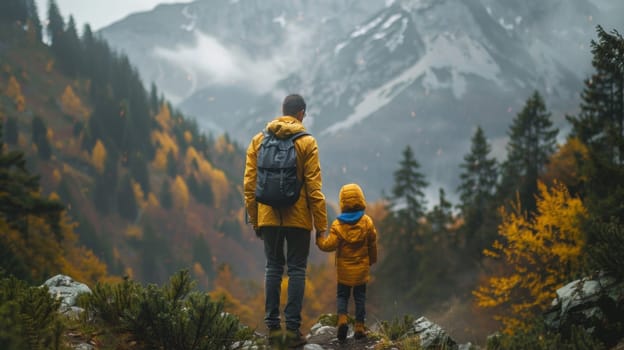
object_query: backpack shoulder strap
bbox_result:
[289,131,310,141]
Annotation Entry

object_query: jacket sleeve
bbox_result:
[243,135,260,230]
[316,222,340,252]
[303,137,328,233]
[368,218,378,265]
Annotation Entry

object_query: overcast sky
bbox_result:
[35,0,188,31]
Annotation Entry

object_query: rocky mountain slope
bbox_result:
[100,0,622,203]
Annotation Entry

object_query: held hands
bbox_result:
[315,231,325,242]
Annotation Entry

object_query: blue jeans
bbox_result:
[261,227,310,331]
[337,283,367,322]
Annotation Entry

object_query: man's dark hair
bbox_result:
[282,94,306,116]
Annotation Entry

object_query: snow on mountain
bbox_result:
[99,0,621,204]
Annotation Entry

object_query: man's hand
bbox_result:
[315,231,324,240]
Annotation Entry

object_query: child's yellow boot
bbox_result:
[354,321,366,339]
[337,314,348,342]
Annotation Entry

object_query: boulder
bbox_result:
[408,316,458,350]
[42,274,92,310]
[544,272,624,347]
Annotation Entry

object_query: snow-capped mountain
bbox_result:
[100,0,621,204]
[99,0,386,105]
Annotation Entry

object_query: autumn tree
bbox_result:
[91,139,107,174]
[542,138,589,193]
[172,175,189,209]
[61,85,89,118]
[474,181,587,333]
[499,91,558,213]
[6,76,26,112]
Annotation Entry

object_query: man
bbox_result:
[244,94,327,347]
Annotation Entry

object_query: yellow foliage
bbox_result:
[473,181,587,333]
[0,210,110,286]
[172,175,190,209]
[155,103,172,130]
[61,85,89,118]
[210,264,263,328]
[543,138,589,188]
[151,130,178,170]
[52,169,62,185]
[185,146,230,207]
[125,224,143,239]
[215,134,235,154]
[6,76,25,112]
[184,130,193,144]
[132,180,147,209]
[147,192,159,208]
[49,192,60,201]
[91,140,107,174]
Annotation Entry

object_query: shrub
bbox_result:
[378,314,415,341]
[0,275,65,350]
[487,318,605,350]
[80,269,242,350]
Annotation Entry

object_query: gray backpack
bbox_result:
[255,130,309,208]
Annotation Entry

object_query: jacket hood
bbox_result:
[339,183,366,212]
[266,116,306,138]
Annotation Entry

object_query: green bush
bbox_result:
[587,219,624,280]
[379,314,415,341]
[487,319,605,350]
[0,275,65,350]
[80,269,242,350]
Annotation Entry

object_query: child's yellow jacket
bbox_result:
[316,183,378,286]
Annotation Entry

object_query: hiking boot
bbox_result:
[286,328,307,348]
[267,326,282,346]
[337,314,348,342]
[354,321,366,339]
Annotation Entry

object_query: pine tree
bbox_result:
[499,91,558,213]
[0,121,65,279]
[47,0,64,53]
[457,126,499,256]
[25,0,42,41]
[0,0,28,23]
[31,115,51,160]
[59,15,81,77]
[567,26,624,220]
[117,174,138,220]
[375,145,429,309]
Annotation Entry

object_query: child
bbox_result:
[316,183,378,342]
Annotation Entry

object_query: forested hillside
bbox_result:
[0,0,251,289]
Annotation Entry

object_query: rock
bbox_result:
[42,274,91,309]
[544,272,624,347]
[73,344,94,350]
[458,342,474,350]
[408,316,458,350]
[303,344,324,350]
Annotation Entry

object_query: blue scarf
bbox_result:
[337,210,365,224]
